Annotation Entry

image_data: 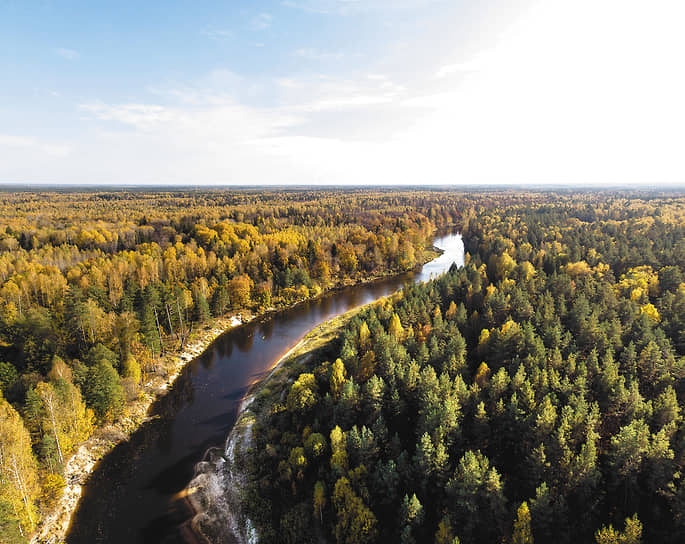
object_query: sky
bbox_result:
[1,0,684,186]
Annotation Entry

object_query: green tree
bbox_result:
[85,361,124,420]
[0,362,18,398]
[446,450,507,542]
[193,290,211,323]
[400,493,424,544]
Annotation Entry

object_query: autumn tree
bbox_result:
[0,395,39,536]
[512,502,533,544]
[595,514,642,544]
[332,476,378,544]
[229,274,253,308]
[313,480,326,523]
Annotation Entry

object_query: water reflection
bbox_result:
[66,234,463,544]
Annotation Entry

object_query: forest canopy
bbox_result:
[233,190,685,544]
[2,188,685,543]
[0,187,463,541]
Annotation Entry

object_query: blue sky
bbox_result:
[1,0,684,185]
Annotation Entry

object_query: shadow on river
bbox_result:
[66,233,464,544]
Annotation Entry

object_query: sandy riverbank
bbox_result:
[30,244,442,544]
[30,314,252,544]
[185,300,380,544]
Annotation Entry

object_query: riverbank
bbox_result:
[30,313,254,544]
[186,299,381,544]
[30,250,439,544]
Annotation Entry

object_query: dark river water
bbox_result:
[66,233,463,544]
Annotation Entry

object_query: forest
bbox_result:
[0,188,466,542]
[235,191,685,543]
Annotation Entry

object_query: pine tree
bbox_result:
[85,361,124,420]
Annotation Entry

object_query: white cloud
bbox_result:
[435,51,494,78]
[250,13,272,30]
[413,0,685,185]
[6,0,685,186]
[201,28,234,41]
[55,47,79,60]
[273,0,685,185]
[80,95,300,139]
[0,133,71,157]
[275,74,406,113]
[295,93,392,112]
[294,48,345,61]
[281,0,442,15]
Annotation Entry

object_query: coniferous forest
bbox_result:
[234,190,685,544]
[1,188,685,544]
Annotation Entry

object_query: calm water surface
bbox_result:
[66,233,463,544]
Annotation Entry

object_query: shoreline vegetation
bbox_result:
[5,190,684,543]
[196,195,685,544]
[184,237,455,543]
[187,294,391,544]
[30,245,441,544]
[0,189,467,543]
[30,314,248,544]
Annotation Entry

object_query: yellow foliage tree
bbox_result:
[330,425,349,474]
[566,260,593,278]
[475,362,491,388]
[35,379,93,466]
[388,313,404,341]
[0,394,40,534]
[512,501,534,544]
[640,303,661,323]
[330,359,347,401]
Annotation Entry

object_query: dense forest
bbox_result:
[0,188,465,542]
[236,192,685,543]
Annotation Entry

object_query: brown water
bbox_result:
[66,234,463,544]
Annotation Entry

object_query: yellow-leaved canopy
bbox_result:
[0,394,40,535]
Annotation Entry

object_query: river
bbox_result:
[66,233,464,544]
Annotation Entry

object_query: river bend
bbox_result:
[66,233,464,544]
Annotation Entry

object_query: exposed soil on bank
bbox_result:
[31,314,253,544]
[186,299,386,544]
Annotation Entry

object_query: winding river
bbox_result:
[66,233,464,544]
